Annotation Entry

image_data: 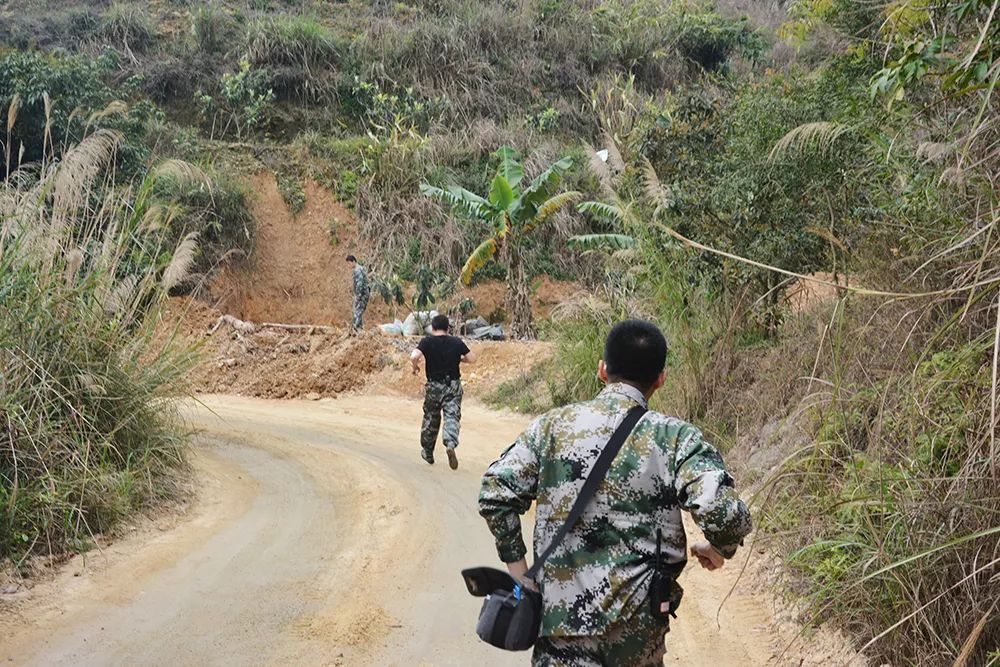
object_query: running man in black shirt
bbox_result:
[410,315,475,469]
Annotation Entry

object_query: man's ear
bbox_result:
[653,371,666,391]
[597,360,609,383]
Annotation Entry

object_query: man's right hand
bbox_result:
[690,541,725,571]
[506,558,539,591]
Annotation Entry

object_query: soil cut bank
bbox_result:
[1,395,863,666]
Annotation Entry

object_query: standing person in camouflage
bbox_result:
[410,315,476,469]
[478,320,752,666]
[346,255,370,333]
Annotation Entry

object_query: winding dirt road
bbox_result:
[1,395,853,666]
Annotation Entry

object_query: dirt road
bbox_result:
[1,395,852,666]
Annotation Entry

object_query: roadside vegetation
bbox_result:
[2,0,998,662]
[0,128,203,567]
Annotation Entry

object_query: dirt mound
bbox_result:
[159,298,387,399]
[363,337,553,400]
[159,298,554,401]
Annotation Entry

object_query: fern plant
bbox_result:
[421,146,580,338]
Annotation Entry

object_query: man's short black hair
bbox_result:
[345,254,357,263]
[431,314,450,332]
[604,319,668,390]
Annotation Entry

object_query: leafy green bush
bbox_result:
[195,60,275,139]
[152,163,257,279]
[276,172,306,214]
[348,78,440,133]
[674,8,764,70]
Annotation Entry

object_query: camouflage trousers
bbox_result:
[531,609,669,667]
[421,379,463,453]
[352,295,369,331]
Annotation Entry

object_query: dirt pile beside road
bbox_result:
[157,298,553,401]
[158,298,388,399]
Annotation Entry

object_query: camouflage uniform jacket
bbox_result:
[478,382,752,638]
[352,264,370,302]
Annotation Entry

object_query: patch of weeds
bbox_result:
[484,361,554,414]
[328,217,340,246]
[277,172,306,214]
[529,106,561,133]
[336,169,359,201]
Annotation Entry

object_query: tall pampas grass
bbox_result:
[0,122,198,567]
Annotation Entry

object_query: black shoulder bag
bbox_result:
[461,405,647,651]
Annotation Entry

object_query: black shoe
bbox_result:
[421,449,434,465]
[446,447,458,470]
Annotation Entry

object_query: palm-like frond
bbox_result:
[524,190,582,234]
[460,237,498,285]
[567,233,636,252]
[768,122,851,162]
[489,174,514,209]
[420,183,494,219]
[521,155,573,207]
[577,200,624,223]
[494,146,524,188]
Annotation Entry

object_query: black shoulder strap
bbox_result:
[526,405,647,581]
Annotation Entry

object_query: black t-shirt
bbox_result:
[417,335,471,381]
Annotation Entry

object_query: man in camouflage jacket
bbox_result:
[346,255,369,332]
[478,320,752,666]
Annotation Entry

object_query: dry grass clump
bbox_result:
[243,14,340,99]
[102,3,155,58]
[0,131,196,568]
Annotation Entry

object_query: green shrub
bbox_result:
[152,163,257,279]
[0,49,158,177]
[276,172,306,214]
[674,8,765,71]
[195,60,275,139]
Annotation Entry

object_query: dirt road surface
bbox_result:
[1,395,849,666]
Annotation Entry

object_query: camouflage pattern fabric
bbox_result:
[478,382,752,638]
[351,264,370,330]
[421,378,463,454]
[532,607,668,667]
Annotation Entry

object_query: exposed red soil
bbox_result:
[204,174,389,326]
[158,297,553,401]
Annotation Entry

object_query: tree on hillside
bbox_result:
[420,147,580,338]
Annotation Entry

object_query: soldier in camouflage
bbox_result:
[478,320,752,666]
[411,315,475,470]
[346,255,370,332]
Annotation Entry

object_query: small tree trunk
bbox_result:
[503,242,534,339]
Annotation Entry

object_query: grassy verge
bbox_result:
[0,132,197,571]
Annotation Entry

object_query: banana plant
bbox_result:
[420,146,580,338]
